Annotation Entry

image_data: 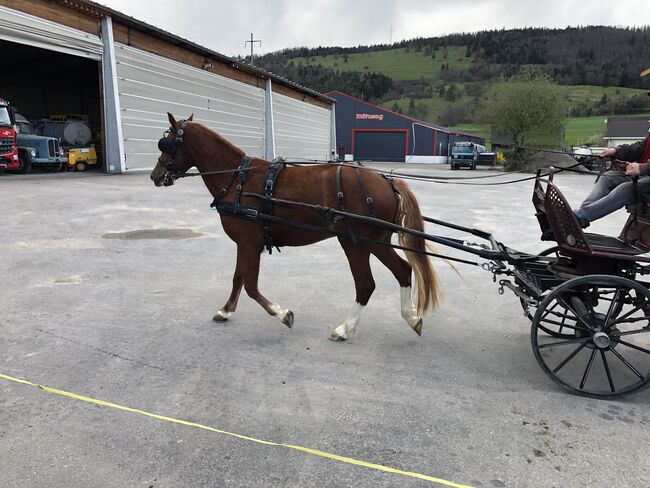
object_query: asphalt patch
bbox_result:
[101,228,204,240]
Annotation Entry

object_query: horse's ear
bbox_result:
[167,112,177,127]
[187,114,194,122]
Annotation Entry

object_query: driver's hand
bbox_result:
[626,162,640,177]
[599,147,616,159]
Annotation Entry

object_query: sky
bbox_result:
[99,0,650,58]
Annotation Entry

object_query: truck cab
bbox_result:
[15,113,67,173]
[0,98,19,171]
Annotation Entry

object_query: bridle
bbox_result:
[157,121,189,186]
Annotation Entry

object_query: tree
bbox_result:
[478,68,566,149]
[407,97,416,116]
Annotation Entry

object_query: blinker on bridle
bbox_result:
[157,121,187,186]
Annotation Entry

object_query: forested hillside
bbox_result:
[254,26,650,128]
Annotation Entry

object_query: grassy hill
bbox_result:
[291,46,472,81]
[382,84,647,122]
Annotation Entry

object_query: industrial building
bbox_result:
[0,0,336,173]
[326,90,483,163]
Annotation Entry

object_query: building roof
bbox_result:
[325,90,481,139]
[58,0,335,104]
[604,116,650,139]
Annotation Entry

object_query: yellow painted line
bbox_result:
[1,372,473,488]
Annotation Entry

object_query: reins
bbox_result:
[172,158,601,187]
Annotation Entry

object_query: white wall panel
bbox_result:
[0,5,102,59]
[115,44,265,171]
[272,92,331,161]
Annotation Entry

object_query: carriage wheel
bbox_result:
[520,247,572,339]
[531,275,650,398]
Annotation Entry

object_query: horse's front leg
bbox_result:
[241,244,294,328]
[213,246,245,322]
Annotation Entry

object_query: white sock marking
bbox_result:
[400,287,421,327]
[270,302,290,322]
[334,302,364,339]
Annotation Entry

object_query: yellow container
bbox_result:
[67,146,97,171]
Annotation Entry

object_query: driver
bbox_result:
[574,135,650,228]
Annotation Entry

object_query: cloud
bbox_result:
[99,0,650,56]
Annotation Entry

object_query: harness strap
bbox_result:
[260,158,286,254]
[210,156,252,209]
[336,165,357,244]
[335,164,346,212]
[354,163,376,218]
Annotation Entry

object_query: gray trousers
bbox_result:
[576,172,650,224]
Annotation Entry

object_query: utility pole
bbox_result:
[245,33,262,66]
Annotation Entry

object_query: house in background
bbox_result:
[604,116,650,147]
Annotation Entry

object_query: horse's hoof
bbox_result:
[411,318,423,336]
[328,331,345,341]
[281,310,294,328]
[213,311,229,322]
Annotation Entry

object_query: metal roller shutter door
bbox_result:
[353,130,407,162]
[114,44,265,171]
[273,92,331,161]
[0,5,102,60]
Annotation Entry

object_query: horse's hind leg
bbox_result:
[371,244,423,336]
[241,244,294,328]
[213,246,245,322]
[329,241,374,341]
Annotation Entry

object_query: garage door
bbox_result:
[114,44,265,171]
[0,5,102,60]
[353,130,407,162]
[273,92,331,161]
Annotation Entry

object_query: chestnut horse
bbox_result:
[150,113,440,341]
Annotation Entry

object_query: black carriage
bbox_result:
[453,169,650,399]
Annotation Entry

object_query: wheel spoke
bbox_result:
[610,304,646,327]
[609,348,645,380]
[579,348,598,389]
[616,339,650,355]
[539,337,591,349]
[538,317,586,333]
[540,301,559,320]
[557,297,594,331]
[553,342,588,373]
[613,327,650,337]
[600,350,616,392]
[604,287,622,328]
[611,315,650,326]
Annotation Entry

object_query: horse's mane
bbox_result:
[190,122,245,157]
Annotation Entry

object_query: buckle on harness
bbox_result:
[265,180,274,191]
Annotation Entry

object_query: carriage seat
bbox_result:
[533,177,646,257]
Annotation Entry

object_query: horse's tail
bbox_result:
[393,179,441,314]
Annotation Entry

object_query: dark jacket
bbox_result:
[614,135,650,162]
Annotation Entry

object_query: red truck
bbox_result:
[0,97,20,171]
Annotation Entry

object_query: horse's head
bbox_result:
[150,112,194,187]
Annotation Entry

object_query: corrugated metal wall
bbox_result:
[272,92,331,161]
[114,44,265,171]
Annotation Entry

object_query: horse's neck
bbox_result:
[190,127,245,198]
